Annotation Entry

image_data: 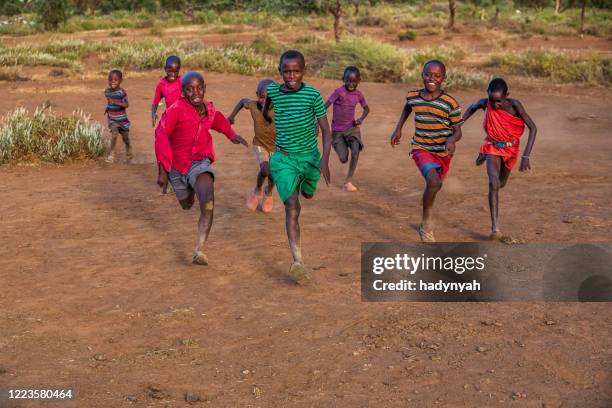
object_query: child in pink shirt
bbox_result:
[151,55,182,128]
[155,71,248,265]
[325,66,369,192]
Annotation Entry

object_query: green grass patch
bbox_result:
[398,30,417,41]
[488,49,611,85]
[0,39,113,69]
[0,105,105,164]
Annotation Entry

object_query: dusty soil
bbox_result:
[0,62,611,406]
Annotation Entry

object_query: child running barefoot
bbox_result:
[151,55,182,128]
[263,50,332,284]
[227,79,277,213]
[462,78,537,240]
[104,69,131,163]
[390,60,463,242]
[325,66,369,192]
[155,72,249,265]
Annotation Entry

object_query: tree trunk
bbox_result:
[448,0,456,29]
[580,0,586,34]
[333,12,341,41]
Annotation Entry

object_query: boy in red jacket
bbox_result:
[155,72,248,265]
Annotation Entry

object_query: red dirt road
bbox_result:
[0,72,610,407]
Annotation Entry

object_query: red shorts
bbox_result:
[411,149,452,179]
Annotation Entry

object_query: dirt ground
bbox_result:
[1,52,611,407]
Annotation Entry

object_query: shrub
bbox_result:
[0,106,105,164]
[398,29,417,41]
[488,49,612,85]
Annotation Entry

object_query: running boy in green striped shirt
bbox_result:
[263,50,332,284]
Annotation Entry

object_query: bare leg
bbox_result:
[120,130,132,160]
[106,131,118,161]
[346,139,361,181]
[285,188,311,283]
[486,155,503,236]
[285,189,302,263]
[422,168,443,233]
[261,161,275,195]
[254,167,266,194]
[192,172,214,265]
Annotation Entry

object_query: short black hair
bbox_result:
[343,66,360,80]
[487,78,508,95]
[165,55,181,68]
[279,50,305,68]
[108,69,123,80]
[181,71,205,91]
[422,60,446,76]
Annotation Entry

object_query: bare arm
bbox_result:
[462,98,487,123]
[513,99,537,171]
[317,115,332,185]
[355,105,370,125]
[445,125,463,154]
[262,96,273,123]
[227,98,249,124]
[390,102,412,147]
[324,100,332,109]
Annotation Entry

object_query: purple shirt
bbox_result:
[327,86,367,132]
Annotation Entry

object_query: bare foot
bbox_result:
[246,190,261,211]
[288,262,311,285]
[192,251,209,266]
[343,181,358,192]
[261,193,274,213]
[489,230,504,241]
[418,223,436,243]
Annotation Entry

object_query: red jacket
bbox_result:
[155,98,236,174]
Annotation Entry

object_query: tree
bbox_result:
[579,0,587,34]
[37,0,68,30]
[448,0,456,29]
[322,0,346,42]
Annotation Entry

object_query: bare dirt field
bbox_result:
[1,51,611,406]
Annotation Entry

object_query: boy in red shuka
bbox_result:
[462,78,537,240]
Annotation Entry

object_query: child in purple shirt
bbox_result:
[325,66,370,192]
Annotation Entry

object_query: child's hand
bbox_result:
[157,170,169,193]
[445,140,456,155]
[390,129,402,147]
[320,161,330,186]
[519,157,531,172]
[151,114,158,128]
[354,118,363,126]
[232,134,249,147]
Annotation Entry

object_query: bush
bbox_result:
[488,49,612,85]
[398,29,417,41]
[319,36,408,82]
[0,106,105,164]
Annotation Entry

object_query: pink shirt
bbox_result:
[327,86,367,132]
[155,98,236,174]
[152,75,182,108]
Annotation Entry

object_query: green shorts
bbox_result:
[270,149,321,203]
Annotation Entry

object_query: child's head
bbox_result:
[421,60,446,94]
[108,69,123,90]
[181,71,206,107]
[487,78,508,109]
[165,55,181,82]
[256,78,274,105]
[343,66,361,92]
[278,50,305,90]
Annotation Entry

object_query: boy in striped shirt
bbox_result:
[262,50,332,284]
[104,69,131,162]
[390,60,463,242]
